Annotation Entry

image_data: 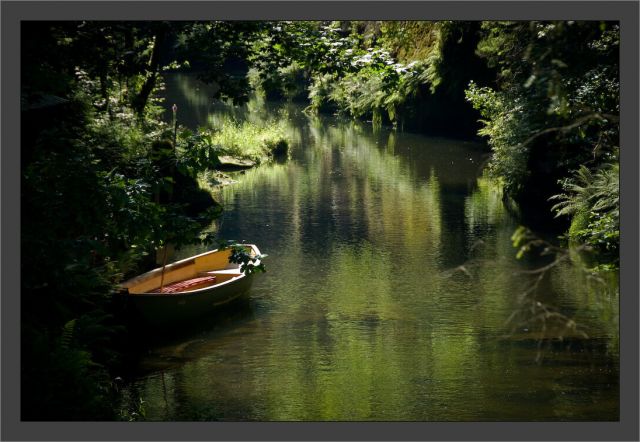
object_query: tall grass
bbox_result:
[208,117,289,162]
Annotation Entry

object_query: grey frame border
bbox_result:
[1,1,638,441]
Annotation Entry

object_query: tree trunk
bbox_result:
[132,27,166,116]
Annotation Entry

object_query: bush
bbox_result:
[309,48,430,125]
[465,81,532,197]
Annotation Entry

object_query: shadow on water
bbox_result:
[121,297,258,376]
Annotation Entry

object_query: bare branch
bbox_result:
[517,112,619,149]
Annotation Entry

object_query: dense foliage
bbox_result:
[243,21,492,134]
[465,21,619,263]
[21,22,235,420]
[174,22,265,104]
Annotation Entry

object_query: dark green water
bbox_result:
[121,73,619,421]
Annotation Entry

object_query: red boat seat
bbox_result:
[151,275,217,294]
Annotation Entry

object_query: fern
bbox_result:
[60,319,77,350]
[550,162,619,260]
[550,164,618,217]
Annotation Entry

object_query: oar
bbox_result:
[158,104,178,293]
[158,244,169,293]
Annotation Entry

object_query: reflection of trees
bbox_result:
[161,73,218,128]
[132,92,618,421]
[206,116,495,419]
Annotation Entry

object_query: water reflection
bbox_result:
[122,73,619,421]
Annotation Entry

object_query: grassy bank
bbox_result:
[210,117,289,163]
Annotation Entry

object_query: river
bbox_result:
[119,73,619,421]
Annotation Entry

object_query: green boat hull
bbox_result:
[126,273,255,326]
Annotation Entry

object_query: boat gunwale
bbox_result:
[120,244,261,297]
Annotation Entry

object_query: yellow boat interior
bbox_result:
[121,248,246,295]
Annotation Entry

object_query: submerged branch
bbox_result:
[506,230,608,360]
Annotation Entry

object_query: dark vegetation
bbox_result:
[466,22,619,245]
[20,20,619,420]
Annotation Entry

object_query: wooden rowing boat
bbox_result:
[120,244,262,326]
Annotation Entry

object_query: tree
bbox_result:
[466,21,619,224]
